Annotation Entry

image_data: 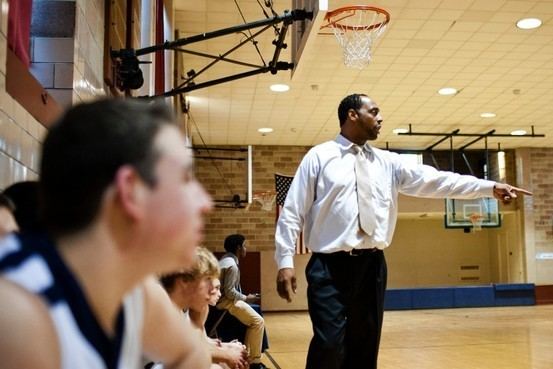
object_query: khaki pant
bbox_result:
[217,299,264,363]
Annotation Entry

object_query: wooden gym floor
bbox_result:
[262,305,553,369]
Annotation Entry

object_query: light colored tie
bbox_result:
[353,145,376,236]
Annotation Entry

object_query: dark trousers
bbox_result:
[305,250,387,369]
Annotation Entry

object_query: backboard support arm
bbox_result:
[110,9,313,95]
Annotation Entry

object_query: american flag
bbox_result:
[274,173,309,255]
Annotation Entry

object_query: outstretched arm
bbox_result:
[395,153,532,202]
[493,183,532,204]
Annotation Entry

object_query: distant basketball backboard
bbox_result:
[291,0,327,78]
[445,198,501,230]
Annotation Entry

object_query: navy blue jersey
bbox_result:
[0,233,144,369]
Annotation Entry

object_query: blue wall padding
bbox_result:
[412,288,454,309]
[384,289,412,310]
[454,286,495,307]
[384,284,535,310]
[494,283,535,306]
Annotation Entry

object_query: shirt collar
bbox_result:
[224,252,239,265]
[335,134,374,157]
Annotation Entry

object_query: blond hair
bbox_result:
[159,247,219,292]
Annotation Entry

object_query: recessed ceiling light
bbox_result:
[258,127,273,134]
[393,128,409,134]
[516,18,542,30]
[510,129,527,136]
[438,87,458,96]
[270,84,289,92]
[480,112,496,118]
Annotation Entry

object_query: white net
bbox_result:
[326,8,389,69]
[469,213,484,232]
[252,191,276,211]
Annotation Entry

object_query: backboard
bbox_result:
[291,0,328,78]
[444,198,501,230]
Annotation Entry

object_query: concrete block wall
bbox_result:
[73,0,105,102]
[0,0,46,188]
[29,1,76,108]
[0,0,107,191]
[22,0,106,108]
[30,36,75,107]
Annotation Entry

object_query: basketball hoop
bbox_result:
[320,6,390,69]
[250,191,276,211]
[468,213,484,232]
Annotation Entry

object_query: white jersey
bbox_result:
[0,233,144,369]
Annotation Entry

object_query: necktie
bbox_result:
[353,145,376,235]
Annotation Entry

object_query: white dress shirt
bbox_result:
[274,135,496,269]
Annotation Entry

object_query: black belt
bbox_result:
[318,248,380,257]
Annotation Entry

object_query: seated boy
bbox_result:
[159,247,249,369]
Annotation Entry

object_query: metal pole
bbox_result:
[449,135,454,172]
[484,136,489,180]
[425,129,460,151]
[248,145,253,204]
[134,10,312,56]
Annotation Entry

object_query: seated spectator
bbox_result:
[159,247,248,369]
[0,98,213,369]
[217,234,267,369]
[0,193,18,237]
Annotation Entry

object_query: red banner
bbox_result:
[7,0,33,67]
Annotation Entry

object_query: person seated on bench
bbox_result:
[159,247,248,369]
[217,234,267,369]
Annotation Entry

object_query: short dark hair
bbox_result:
[337,93,368,126]
[2,181,40,233]
[224,234,245,254]
[40,98,175,237]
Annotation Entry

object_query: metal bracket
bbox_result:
[110,9,313,97]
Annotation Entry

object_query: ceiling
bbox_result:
[173,0,553,150]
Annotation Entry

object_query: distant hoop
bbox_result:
[320,5,390,69]
[250,191,276,211]
[468,213,484,232]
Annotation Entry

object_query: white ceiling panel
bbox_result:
[172,0,552,150]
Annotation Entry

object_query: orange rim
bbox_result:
[322,5,390,31]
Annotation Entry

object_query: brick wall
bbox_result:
[530,148,553,268]
[195,145,310,252]
[516,148,552,284]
